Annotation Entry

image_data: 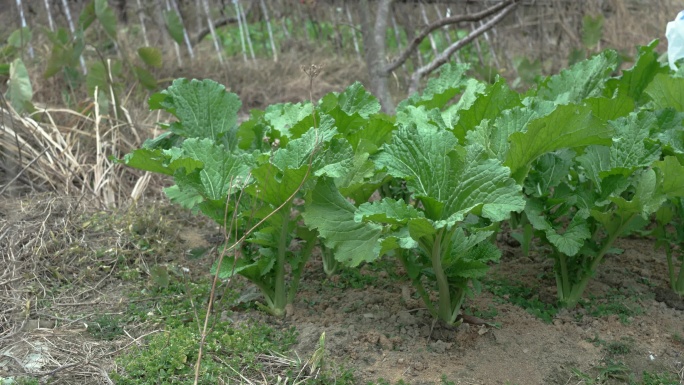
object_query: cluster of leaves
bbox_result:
[122,39,684,327]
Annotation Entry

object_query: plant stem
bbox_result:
[288,235,318,303]
[273,208,291,317]
[321,246,339,276]
[397,251,437,316]
[558,214,637,308]
[665,245,684,295]
[430,229,453,324]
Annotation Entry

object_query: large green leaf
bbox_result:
[263,102,314,140]
[652,108,684,154]
[534,50,620,104]
[645,73,684,112]
[376,124,524,224]
[247,119,342,206]
[173,138,253,201]
[321,82,380,121]
[303,178,384,267]
[526,202,591,256]
[466,100,555,162]
[149,78,241,141]
[400,62,471,110]
[606,40,666,104]
[577,111,661,186]
[452,77,522,141]
[505,103,612,182]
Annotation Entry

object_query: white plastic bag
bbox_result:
[666,10,684,70]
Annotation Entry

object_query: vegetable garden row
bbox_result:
[122,40,684,326]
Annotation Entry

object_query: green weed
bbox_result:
[578,289,646,324]
[111,323,297,384]
[484,278,558,323]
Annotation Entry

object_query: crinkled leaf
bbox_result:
[607,168,664,217]
[396,105,443,133]
[453,77,522,141]
[400,62,470,110]
[123,147,184,175]
[446,242,500,280]
[263,102,314,140]
[355,198,425,225]
[466,100,556,161]
[149,78,241,141]
[534,50,620,104]
[163,184,204,211]
[321,82,380,119]
[606,40,666,103]
[576,145,611,187]
[320,83,380,138]
[174,138,253,200]
[303,178,384,266]
[248,120,341,206]
[577,111,661,186]
[236,109,271,151]
[607,111,661,169]
[376,124,524,224]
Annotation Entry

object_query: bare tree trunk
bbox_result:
[359,0,394,114]
[358,0,518,112]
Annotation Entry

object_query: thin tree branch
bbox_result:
[408,1,518,95]
[384,0,518,74]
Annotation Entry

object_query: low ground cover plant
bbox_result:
[122,39,684,327]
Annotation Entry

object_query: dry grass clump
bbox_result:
[166,47,368,111]
[0,93,167,207]
[0,195,200,383]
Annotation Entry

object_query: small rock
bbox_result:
[429,339,452,354]
[378,334,393,350]
[396,311,418,326]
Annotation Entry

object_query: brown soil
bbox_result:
[263,237,684,384]
[1,197,683,384]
